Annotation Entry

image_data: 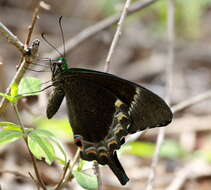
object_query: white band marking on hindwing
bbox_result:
[128,87,141,116]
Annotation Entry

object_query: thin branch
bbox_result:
[0,22,24,53]
[25,1,41,46]
[104,0,132,72]
[28,150,46,190]
[146,0,175,190]
[172,90,211,113]
[55,160,70,190]
[45,0,160,60]
[57,149,80,189]
[93,161,102,190]
[165,161,211,190]
[29,172,41,190]
[0,170,29,179]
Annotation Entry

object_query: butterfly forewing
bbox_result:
[63,68,172,133]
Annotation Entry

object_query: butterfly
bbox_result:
[46,57,173,185]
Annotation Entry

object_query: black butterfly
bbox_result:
[46,57,173,185]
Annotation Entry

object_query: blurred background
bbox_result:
[1,0,211,190]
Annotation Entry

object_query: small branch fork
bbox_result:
[0,23,24,53]
[0,1,42,114]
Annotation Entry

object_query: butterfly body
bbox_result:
[47,58,173,185]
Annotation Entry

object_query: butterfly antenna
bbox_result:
[41,80,52,85]
[58,16,66,58]
[41,33,63,57]
[30,62,50,68]
[26,67,50,73]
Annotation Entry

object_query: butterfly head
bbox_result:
[51,57,68,81]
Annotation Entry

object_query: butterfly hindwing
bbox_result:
[107,151,129,185]
[63,77,117,142]
[62,76,130,184]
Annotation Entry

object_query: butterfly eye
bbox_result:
[57,59,63,65]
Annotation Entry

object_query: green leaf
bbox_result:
[18,77,42,96]
[35,118,73,141]
[0,130,23,146]
[0,122,20,128]
[0,122,22,132]
[122,141,155,158]
[77,159,87,171]
[28,131,55,164]
[160,140,185,159]
[73,170,98,190]
[32,129,67,164]
[11,82,18,97]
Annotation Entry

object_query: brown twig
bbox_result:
[55,160,70,190]
[56,149,80,190]
[93,161,102,190]
[104,0,132,72]
[165,161,211,190]
[171,90,211,113]
[0,170,29,179]
[25,1,41,46]
[29,172,41,190]
[0,22,24,53]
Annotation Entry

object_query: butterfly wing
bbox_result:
[60,69,172,185]
[64,68,173,134]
